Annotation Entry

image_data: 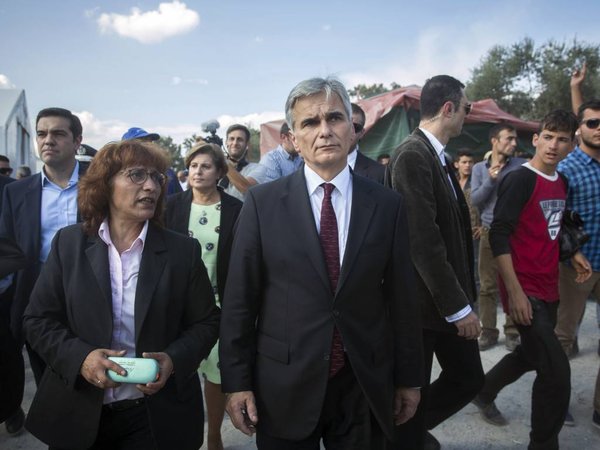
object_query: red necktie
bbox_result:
[319,183,345,378]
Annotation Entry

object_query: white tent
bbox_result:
[0,89,34,171]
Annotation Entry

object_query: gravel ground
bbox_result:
[2,302,599,449]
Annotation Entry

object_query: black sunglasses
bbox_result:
[582,118,600,129]
[353,123,364,133]
[0,167,13,175]
[463,103,472,115]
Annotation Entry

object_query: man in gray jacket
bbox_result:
[471,124,525,351]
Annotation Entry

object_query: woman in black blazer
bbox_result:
[22,140,220,450]
[165,142,242,450]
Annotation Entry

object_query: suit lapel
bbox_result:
[336,175,375,295]
[134,224,167,343]
[25,175,42,259]
[286,171,331,292]
[414,129,461,213]
[172,190,193,235]
[218,192,237,250]
[84,236,113,313]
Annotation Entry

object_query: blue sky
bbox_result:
[0,0,595,148]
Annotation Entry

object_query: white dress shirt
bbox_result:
[98,219,148,403]
[304,164,353,265]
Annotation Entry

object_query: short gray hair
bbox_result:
[285,77,352,131]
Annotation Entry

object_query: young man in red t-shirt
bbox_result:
[472,110,592,450]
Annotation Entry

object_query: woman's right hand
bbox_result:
[80,348,127,389]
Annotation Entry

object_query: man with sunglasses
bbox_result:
[0,107,83,436]
[554,100,600,428]
[388,75,483,449]
[0,155,13,178]
[347,103,385,184]
[0,156,15,211]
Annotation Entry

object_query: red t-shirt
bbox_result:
[489,164,567,311]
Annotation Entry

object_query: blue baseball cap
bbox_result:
[121,127,160,141]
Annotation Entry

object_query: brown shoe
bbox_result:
[478,333,498,351]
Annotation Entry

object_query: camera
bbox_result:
[201,120,224,147]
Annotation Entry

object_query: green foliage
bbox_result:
[248,127,261,162]
[348,82,401,100]
[158,136,185,172]
[466,37,600,120]
[157,136,184,171]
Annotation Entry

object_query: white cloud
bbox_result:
[254,36,264,43]
[171,76,208,86]
[84,7,99,19]
[0,74,16,89]
[72,109,284,151]
[322,24,331,32]
[215,111,285,133]
[97,1,200,44]
[75,111,130,149]
[340,17,520,89]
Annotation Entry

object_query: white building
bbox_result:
[0,89,34,171]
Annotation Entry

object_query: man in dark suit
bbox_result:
[388,75,484,449]
[220,77,423,449]
[0,170,14,211]
[348,103,386,184]
[0,107,83,433]
[0,238,26,424]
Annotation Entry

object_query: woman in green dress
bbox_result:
[166,143,242,450]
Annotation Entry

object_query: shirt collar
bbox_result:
[574,146,597,165]
[98,218,149,252]
[347,146,358,168]
[277,144,297,160]
[41,161,80,187]
[304,163,351,199]
[419,128,446,165]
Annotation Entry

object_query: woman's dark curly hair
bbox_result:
[78,140,170,235]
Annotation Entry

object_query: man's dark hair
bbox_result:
[351,103,366,125]
[280,122,290,135]
[226,124,250,142]
[577,99,600,122]
[36,107,82,139]
[0,155,9,163]
[455,150,474,161]
[488,123,516,141]
[538,110,579,139]
[420,75,465,120]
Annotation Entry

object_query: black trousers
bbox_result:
[393,328,484,449]
[256,361,386,450]
[49,402,155,450]
[479,297,570,450]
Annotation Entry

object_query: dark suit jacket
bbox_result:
[0,174,44,342]
[165,188,242,303]
[219,169,423,441]
[22,223,220,450]
[0,237,26,422]
[0,175,14,211]
[388,129,475,331]
[353,151,386,184]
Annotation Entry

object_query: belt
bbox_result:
[104,397,145,412]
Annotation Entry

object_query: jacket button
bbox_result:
[324,353,330,361]
[332,310,340,317]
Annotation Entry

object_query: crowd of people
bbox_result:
[0,69,598,450]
